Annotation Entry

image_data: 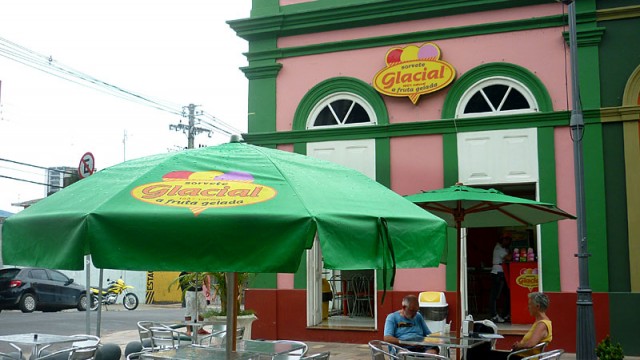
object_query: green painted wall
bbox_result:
[598,16,640,107]
[442,133,458,291]
[602,123,631,292]
[250,273,277,289]
[609,292,640,355]
[537,127,561,292]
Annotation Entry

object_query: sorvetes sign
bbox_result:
[373,43,456,104]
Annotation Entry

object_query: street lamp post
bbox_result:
[560,1,597,358]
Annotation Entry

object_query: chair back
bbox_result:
[368,340,405,360]
[522,349,564,360]
[68,346,98,360]
[0,352,21,360]
[473,320,498,349]
[198,325,245,347]
[71,335,101,347]
[149,326,180,350]
[273,340,309,357]
[506,342,548,359]
[399,351,448,360]
[137,322,155,351]
[301,352,330,360]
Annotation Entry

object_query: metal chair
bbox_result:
[507,343,547,359]
[521,349,564,360]
[136,321,155,351]
[398,351,449,360]
[368,340,409,360]
[70,335,101,348]
[473,320,499,349]
[328,275,354,317]
[148,326,189,350]
[272,340,309,360]
[125,352,145,360]
[36,334,101,359]
[37,346,98,360]
[300,352,330,360]
[198,325,245,347]
[351,275,373,317]
[0,344,23,360]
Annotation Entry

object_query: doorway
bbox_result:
[464,183,538,322]
[306,139,377,329]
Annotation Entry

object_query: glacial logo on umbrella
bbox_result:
[372,43,456,104]
[130,170,277,215]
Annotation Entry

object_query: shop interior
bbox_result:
[465,183,538,322]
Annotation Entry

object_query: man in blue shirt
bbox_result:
[384,294,438,354]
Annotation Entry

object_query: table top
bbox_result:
[141,347,258,360]
[0,333,88,346]
[399,335,488,349]
[239,340,306,356]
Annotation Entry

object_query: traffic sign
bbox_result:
[78,152,95,179]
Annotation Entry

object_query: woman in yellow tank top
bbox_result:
[467,292,552,359]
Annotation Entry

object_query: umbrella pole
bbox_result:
[225,272,238,356]
[456,223,462,360]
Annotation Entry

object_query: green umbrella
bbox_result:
[3,140,447,352]
[405,183,575,334]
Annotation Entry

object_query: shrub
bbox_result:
[595,335,624,360]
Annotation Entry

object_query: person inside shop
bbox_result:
[179,271,211,336]
[490,233,512,323]
[383,295,439,354]
[467,292,552,359]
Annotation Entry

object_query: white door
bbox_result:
[306,139,376,326]
[457,128,540,318]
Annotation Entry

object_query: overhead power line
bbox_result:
[0,157,76,175]
[0,36,243,135]
[0,174,61,189]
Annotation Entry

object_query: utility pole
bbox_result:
[169,103,212,149]
[560,1,597,358]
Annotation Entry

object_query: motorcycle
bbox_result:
[90,278,139,311]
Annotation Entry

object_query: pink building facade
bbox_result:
[230,0,640,354]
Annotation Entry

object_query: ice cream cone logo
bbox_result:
[373,43,456,104]
[515,268,539,291]
[131,170,277,215]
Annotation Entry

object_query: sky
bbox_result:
[0,0,252,213]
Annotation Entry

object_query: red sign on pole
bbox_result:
[78,152,95,179]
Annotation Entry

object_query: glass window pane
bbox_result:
[344,103,370,124]
[501,89,531,110]
[48,270,69,283]
[29,269,48,280]
[330,100,353,122]
[464,92,492,113]
[313,106,339,126]
[483,84,508,109]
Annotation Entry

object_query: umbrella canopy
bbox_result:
[406,184,575,228]
[405,183,575,333]
[3,141,447,274]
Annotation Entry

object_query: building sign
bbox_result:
[515,267,539,291]
[373,43,456,104]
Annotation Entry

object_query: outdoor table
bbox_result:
[0,333,90,359]
[399,334,489,359]
[141,346,258,360]
[238,340,306,358]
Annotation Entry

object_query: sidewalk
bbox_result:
[102,329,629,360]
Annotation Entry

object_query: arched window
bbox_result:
[456,77,538,118]
[442,63,553,119]
[306,92,376,129]
[293,77,389,131]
